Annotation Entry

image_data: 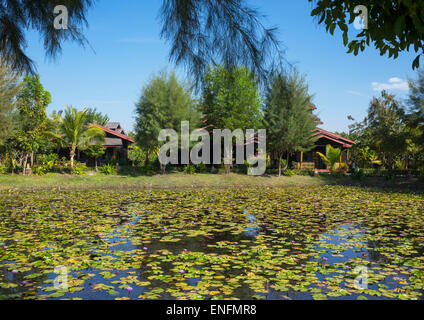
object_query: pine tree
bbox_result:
[263,71,318,176]
[0,63,21,146]
[134,71,199,164]
[201,66,262,131]
[407,69,424,146]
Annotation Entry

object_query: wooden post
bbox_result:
[113,148,116,161]
[300,152,303,169]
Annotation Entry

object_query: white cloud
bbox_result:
[371,77,409,92]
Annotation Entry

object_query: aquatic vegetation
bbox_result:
[0,186,423,300]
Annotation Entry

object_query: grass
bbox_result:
[0,171,423,191]
[0,172,327,190]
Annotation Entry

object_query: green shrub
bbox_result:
[282,169,294,177]
[196,162,207,173]
[101,164,116,175]
[293,169,315,177]
[140,164,155,175]
[352,168,365,181]
[33,165,47,176]
[39,154,59,165]
[73,163,88,175]
[394,159,404,170]
[384,170,396,181]
[331,171,343,178]
[0,164,6,174]
[184,164,196,174]
[281,158,287,169]
[419,167,424,182]
[238,160,250,174]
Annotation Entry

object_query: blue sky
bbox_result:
[25,0,419,134]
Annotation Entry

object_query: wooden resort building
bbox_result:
[58,122,134,164]
[292,128,356,170]
[286,104,356,170]
[90,123,135,161]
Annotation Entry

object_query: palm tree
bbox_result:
[317,145,342,172]
[51,106,105,173]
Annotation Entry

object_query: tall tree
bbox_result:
[366,91,408,168]
[84,107,110,126]
[0,0,93,73]
[263,71,318,176]
[200,65,262,173]
[0,62,21,146]
[134,71,199,164]
[16,74,51,173]
[309,1,424,69]
[349,91,409,169]
[84,144,105,171]
[201,65,262,131]
[51,106,105,172]
[407,69,424,146]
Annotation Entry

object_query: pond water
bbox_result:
[0,186,423,300]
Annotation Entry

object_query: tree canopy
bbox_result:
[0,62,21,145]
[51,106,105,171]
[263,71,318,175]
[309,0,424,69]
[200,65,262,131]
[134,71,199,163]
[160,0,284,86]
[0,0,93,74]
[407,68,424,143]
[1,1,285,85]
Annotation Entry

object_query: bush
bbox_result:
[33,165,47,176]
[101,164,116,175]
[293,169,315,177]
[196,162,207,173]
[352,168,365,181]
[140,164,155,175]
[73,163,88,175]
[238,160,250,174]
[384,170,396,181]
[39,153,59,165]
[184,164,196,174]
[282,169,294,177]
[334,162,348,173]
[281,158,287,170]
[0,164,6,174]
[35,153,59,174]
[419,167,424,182]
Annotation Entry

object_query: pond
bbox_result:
[0,186,423,300]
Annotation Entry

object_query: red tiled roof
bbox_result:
[90,124,135,143]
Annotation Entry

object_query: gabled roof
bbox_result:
[314,128,356,148]
[105,122,125,135]
[90,124,135,143]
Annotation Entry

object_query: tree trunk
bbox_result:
[278,156,282,177]
[284,153,290,171]
[145,149,150,165]
[95,157,98,172]
[70,148,75,174]
[23,153,28,176]
[30,151,34,168]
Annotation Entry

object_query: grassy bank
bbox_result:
[0,172,328,190]
[0,172,423,191]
